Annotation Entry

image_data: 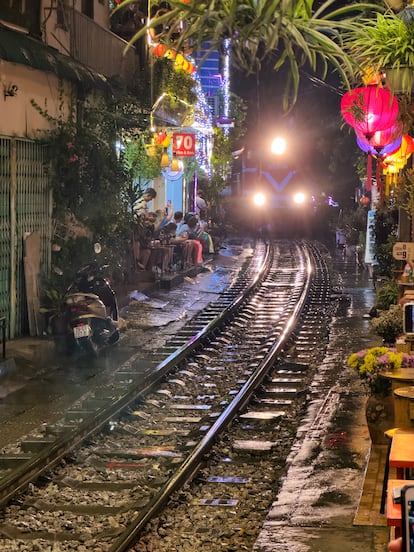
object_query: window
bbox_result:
[0,0,41,36]
[81,0,94,19]
[56,0,67,28]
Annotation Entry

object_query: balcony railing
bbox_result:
[65,8,137,83]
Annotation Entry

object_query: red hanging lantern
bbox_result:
[341,86,399,140]
[153,43,167,57]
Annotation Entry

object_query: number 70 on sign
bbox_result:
[172,133,195,157]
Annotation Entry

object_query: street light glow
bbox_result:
[271,137,286,155]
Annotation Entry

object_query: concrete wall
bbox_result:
[0,60,73,139]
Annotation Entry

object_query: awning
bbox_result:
[0,25,111,93]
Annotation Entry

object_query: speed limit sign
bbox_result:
[172,133,195,157]
[392,242,414,261]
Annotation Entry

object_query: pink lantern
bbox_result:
[341,86,399,140]
[356,121,403,152]
[356,134,402,156]
[369,122,402,150]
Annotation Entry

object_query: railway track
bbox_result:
[0,239,335,551]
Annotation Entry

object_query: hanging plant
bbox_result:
[342,11,414,96]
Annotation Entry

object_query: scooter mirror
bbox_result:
[94,243,102,255]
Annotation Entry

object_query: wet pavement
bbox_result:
[254,255,390,551]
[0,244,394,551]
[0,239,254,449]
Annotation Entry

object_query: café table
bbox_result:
[380,368,414,392]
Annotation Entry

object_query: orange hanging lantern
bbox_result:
[396,134,414,158]
[161,135,171,147]
[154,131,167,145]
[383,135,414,166]
[153,43,167,57]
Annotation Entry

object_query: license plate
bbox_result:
[73,324,91,338]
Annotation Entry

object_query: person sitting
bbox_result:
[186,215,204,262]
[152,218,176,273]
[170,211,200,268]
[133,188,157,217]
[153,200,174,235]
[187,214,214,257]
[198,209,215,254]
[136,211,156,270]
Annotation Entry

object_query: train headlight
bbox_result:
[293,192,306,205]
[253,192,266,207]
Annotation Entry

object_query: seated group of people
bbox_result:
[134,201,215,274]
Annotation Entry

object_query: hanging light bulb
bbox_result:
[170,153,180,171]
[160,148,169,168]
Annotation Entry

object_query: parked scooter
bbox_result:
[64,244,119,356]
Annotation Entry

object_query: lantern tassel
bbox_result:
[366,153,372,192]
[376,157,383,201]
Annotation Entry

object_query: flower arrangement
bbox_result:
[347,346,414,395]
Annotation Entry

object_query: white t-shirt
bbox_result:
[196,195,207,214]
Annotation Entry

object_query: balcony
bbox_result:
[65,8,138,83]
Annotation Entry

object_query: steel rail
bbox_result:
[0,242,272,509]
[109,242,313,552]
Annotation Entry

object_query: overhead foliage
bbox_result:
[341,10,414,92]
[115,0,381,109]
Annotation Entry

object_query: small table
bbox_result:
[380,369,414,392]
[389,430,414,479]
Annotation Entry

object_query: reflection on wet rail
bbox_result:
[0,240,334,552]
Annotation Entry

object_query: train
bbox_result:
[225,161,340,238]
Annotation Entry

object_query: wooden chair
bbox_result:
[380,428,414,514]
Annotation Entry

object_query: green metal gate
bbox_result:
[0,137,52,338]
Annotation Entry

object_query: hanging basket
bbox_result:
[385,66,414,96]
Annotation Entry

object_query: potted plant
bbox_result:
[370,304,404,344]
[347,346,399,443]
[343,10,414,96]
[347,346,401,396]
